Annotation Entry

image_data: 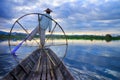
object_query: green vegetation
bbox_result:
[0,34,120,42]
[0,34,26,40]
[66,34,120,42]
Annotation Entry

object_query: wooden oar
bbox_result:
[11,33,32,56]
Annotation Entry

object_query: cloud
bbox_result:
[0,0,120,35]
[0,0,15,19]
[52,0,120,34]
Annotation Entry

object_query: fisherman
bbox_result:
[27,8,52,47]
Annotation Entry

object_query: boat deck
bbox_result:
[2,48,74,80]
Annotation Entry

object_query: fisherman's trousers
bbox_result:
[27,26,45,47]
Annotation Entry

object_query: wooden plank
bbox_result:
[47,49,64,79]
[44,49,57,80]
[32,54,38,61]
[54,67,64,80]
[19,64,28,74]
[46,55,51,80]
[17,70,26,80]
[41,52,47,80]
[49,56,64,80]
[48,49,60,66]
[10,71,19,80]
[26,50,42,80]
[9,65,27,80]
[59,63,74,80]
[2,74,14,80]
[28,50,44,80]
[27,60,34,70]
[2,48,74,80]
[44,50,56,67]
[49,58,56,80]
[31,50,39,62]
[48,49,74,80]
[29,56,36,64]
[38,51,44,79]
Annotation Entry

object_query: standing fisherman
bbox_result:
[27,8,52,47]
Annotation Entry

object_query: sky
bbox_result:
[0,0,120,35]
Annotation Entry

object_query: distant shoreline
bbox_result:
[0,34,120,42]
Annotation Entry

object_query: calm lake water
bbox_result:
[0,40,120,80]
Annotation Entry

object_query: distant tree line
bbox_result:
[0,34,120,42]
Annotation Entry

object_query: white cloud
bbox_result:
[14,6,32,11]
[93,20,113,23]
[12,0,24,3]
[89,0,99,4]
[0,0,120,35]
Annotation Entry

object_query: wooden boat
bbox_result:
[2,48,74,80]
[4,13,74,80]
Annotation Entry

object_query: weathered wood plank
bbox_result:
[48,49,60,64]
[49,60,56,80]
[41,52,47,80]
[2,73,14,80]
[29,56,36,64]
[59,63,74,80]
[48,49,74,80]
[19,64,29,74]
[46,55,51,80]
[44,49,56,80]
[26,50,42,80]
[54,67,64,80]
[10,72,19,80]
[2,48,74,80]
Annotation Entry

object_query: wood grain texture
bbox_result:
[2,48,74,80]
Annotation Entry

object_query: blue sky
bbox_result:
[0,0,120,35]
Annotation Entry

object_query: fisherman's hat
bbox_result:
[44,8,52,12]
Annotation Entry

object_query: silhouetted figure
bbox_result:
[27,8,52,47]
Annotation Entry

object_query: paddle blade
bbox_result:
[11,41,24,55]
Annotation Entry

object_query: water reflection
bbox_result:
[0,53,17,79]
[65,40,120,80]
[0,40,120,80]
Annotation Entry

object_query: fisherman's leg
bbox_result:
[40,29,45,48]
[27,27,39,41]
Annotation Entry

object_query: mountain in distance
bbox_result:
[0,31,27,35]
[0,31,9,35]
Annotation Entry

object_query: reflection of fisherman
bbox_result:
[27,8,52,47]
